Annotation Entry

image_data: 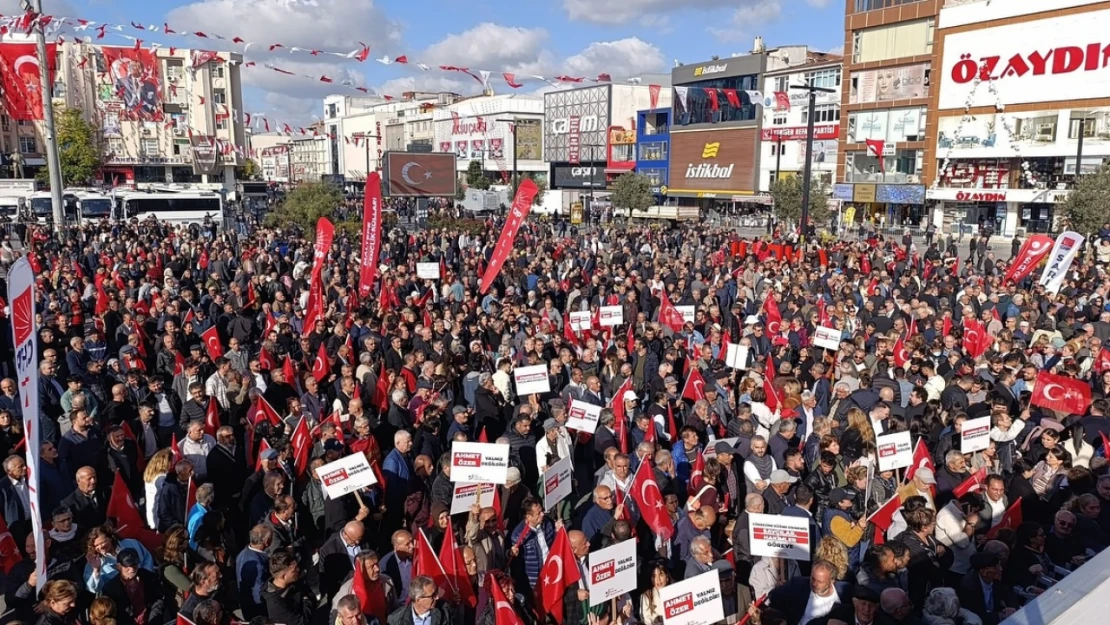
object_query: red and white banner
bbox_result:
[1031,370,1091,415]
[960,416,991,453]
[749,512,811,561]
[303,218,335,330]
[565,400,602,434]
[660,569,724,625]
[876,431,914,472]
[1003,234,1053,285]
[449,483,496,515]
[513,364,550,396]
[317,453,377,499]
[358,172,382,298]
[450,441,511,484]
[588,539,637,605]
[479,179,538,294]
[101,46,164,122]
[648,84,661,110]
[1039,231,1084,294]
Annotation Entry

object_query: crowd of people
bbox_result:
[0,208,1109,625]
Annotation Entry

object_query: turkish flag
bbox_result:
[413,528,449,593]
[249,394,284,427]
[666,403,678,442]
[942,315,952,339]
[905,439,935,483]
[371,363,391,411]
[689,450,706,492]
[865,138,885,171]
[263,312,278,338]
[201,326,223,360]
[282,355,297,389]
[682,367,707,402]
[611,378,632,454]
[254,439,273,471]
[764,357,779,412]
[962,319,990,359]
[867,493,901,545]
[479,179,538,294]
[1031,371,1091,415]
[184,308,195,324]
[258,347,275,371]
[172,350,185,376]
[436,518,477,608]
[290,416,312,476]
[177,614,196,625]
[658,289,685,333]
[1101,432,1110,462]
[119,420,145,469]
[486,572,525,625]
[204,397,220,437]
[186,476,197,517]
[1095,347,1110,375]
[537,526,581,624]
[312,343,330,382]
[245,282,257,309]
[95,284,110,316]
[477,426,488,443]
[892,335,910,368]
[0,514,22,573]
[563,311,579,347]
[763,292,782,335]
[953,466,988,498]
[985,497,1023,539]
[629,456,674,539]
[171,433,183,464]
[106,471,162,552]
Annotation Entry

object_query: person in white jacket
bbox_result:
[934,495,983,582]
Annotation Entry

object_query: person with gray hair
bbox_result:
[395,575,447,624]
[685,535,715,579]
[922,587,981,625]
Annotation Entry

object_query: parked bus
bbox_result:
[72,191,114,222]
[116,189,224,225]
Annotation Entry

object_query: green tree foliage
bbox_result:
[237,159,260,180]
[510,173,548,207]
[264,181,345,234]
[769,176,831,228]
[1059,163,1110,237]
[466,160,489,190]
[610,172,655,212]
[37,108,103,187]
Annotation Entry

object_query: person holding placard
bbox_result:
[465,504,507,576]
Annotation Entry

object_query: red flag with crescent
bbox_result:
[953,466,988,499]
[201,326,223,360]
[629,456,673,539]
[986,497,1023,540]
[537,526,580,623]
[682,367,707,403]
[1031,371,1091,415]
[1003,234,1054,285]
[904,439,935,484]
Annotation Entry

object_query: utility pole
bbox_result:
[28,0,64,234]
[1075,116,1090,184]
[790,82,835,246]
[495,118,518,192]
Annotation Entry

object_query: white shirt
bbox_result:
[985,495,1007,526]
[181,434,217,479]
[800,588,840,625]
[145,475,165,528]
[252,372,268,393]
[155,393,175,428]
[532,524,550,562]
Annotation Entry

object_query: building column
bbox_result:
[1003,203,1019,237]
[932,202,946,232]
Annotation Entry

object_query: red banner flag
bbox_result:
[413,528,449,593]
[312,343,329,383]
[764,356,779,412]
[486,572,524,625]
[648,84,661,110]
[1031,371,1092,415]
[171,433,183,464]
[480,179,538,293]
[658,289,685,333]
[986,497,1023,539]
[204,397,220,437]
[106,471,162,553]
[865,138,885,170]
[953,466,988,498]
[629,456,674,539]
[892,335,910,368]
[0,43,57,121]
[437,518,477,608]
[704,88,719,111]
[1095,347,1110,375]
[962,319,991,359]
[290,416,312,476]
[867,493,901,545]
[666,403,677,442]
[611,378,632,454]
[689,450,705,492]
[905,439,935,483]
[186,476,197,516]
[0,514,22,573]
[1003,234,1054,285]
[282,355,297,389]
[358,172,383,298]
[682,367,707,403]
[763,291,782,335]
[201,326,223,360]
[538,526,581,623]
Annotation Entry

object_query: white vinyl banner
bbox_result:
[317,453,378,499]
[749,512,812,561]
[9,257,45,586]
[543,456,574,511]
[450,441,511,484]
[660,569,724,625]
[676,306,695,323]
[570,311,592,332]
[813,326,842,350]
[450,482,497,515]
[513,364,550,396]
[416,262,440,279]
[599,305,624,327]
[588,539,638,605]
[1038,231,1084,294]
[565,400,603,434]
[876,431,914,471]
[961,416,992,454]
[724,343,749,370]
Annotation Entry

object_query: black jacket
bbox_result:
[261,581,314,625]
[101,569,166,625]
[155,474,187,532]
[206,443,249,509]
[317,531,367,600]
[59,488,108,530]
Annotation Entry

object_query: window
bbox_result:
[640,168,666,187]
[639,142,667,161]
[19,136,36,153]
[854,0,926,13]
[853,18,935,63]
[166,64,184,82]
[327,103,338,119]
[803,105,840,124]
[1068,117,1096,140]
[212,89,227,105]
[805,68,841,90]
[108,137,125,154]
[773,76,789,93]
[141,138,160,154]
[771,143,788,157]
[213,65,224,78]
[216,116,228,130]
[772,113,787,126]
[674,74,760,126]
[1,115,8,131]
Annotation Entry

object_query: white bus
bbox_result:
[25,191,80,224]
[72,191,114,222]
[117,190,224,226]
[0,195,20,220]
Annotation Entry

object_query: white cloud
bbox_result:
[422,23,548,69]
[805,0,833,7]
[708,0,783,43]
[562,0,738,25]
[562,38,666,79]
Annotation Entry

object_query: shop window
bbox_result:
[639,142,667,161]
[1068,117,1097,140]
[773,77,789,93]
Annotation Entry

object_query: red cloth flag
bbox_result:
[1101,432,1110,462]
[177,615,195,625]
[905,439,935,483]
[312,343,330,382]
[942,315,952,339]
[1003,234,1054,285]
[892,335,910,368]
[201,326,223,360]
[666,403,678,442]
[703,88,719,111]
[764,357,779,412]
[503,73,524,89]
[351,560,389,622]
[611,378,632,454]
[1031,371,1092,415]
[648,84,662,110]
[722,88,741,108]
[480,179,539,294]
[1095,347,1110,375]
[0,514,23,573]
[258,348,275,371]
[962,319,990,359]
[105,471,162,552]
[437,518,477,608]
[763,292,782,335]
[204,397,220,437]
[658,289,685,333]
[251,395,284,427]
[412,528,449,592]
[263,312,278,338]
[953,467,988,498]
[817,297,831,327]
[492,486,506,531]
[171,434,183,464]
[245,282,257,309]
[689,450,706,492]
[120,421,145,469]
[773,91,790,111]
[290,416,312,476]
[682,367,707,402]
[255,439,273,471]
[283,355,297,389]
[538,526,581,623]
[865,139,885,171]
[629,455,674,539]
[186,476,197,516]
[95,284,110,316]
[477,426,488,443]
[358,172,383,298]
[562,311,579,347]
[986,497,1023,539]
[867,493,901,545]
[486,573,524,625]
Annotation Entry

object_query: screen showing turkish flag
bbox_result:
[384,152,457,197]
[0,43,56,121]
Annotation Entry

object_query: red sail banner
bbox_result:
[1002,234,1053,285]
[303,218,335,330]
[0,43,56,121]
[479,179,538,294]
[101,46,164,121]
[358,172,383,297]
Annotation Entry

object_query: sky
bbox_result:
[12,0,845,125]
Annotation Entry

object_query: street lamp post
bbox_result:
[790,82,836,246]
[27,0,64,234]
[354,132,380,191]
[1075,116,1090,184]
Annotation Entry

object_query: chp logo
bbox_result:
[453,453,482,468]
[12,285,35,372]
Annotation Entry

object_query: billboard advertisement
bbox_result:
[515,118,542,160]
[101,47,164,121]
[667,128,758,196]
[544,85,610,163]
[851,64,929,104]
[0,43,57,121]
[383,151,457,197]
[939,10,1110,109]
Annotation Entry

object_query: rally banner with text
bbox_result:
[9,257,46,586]
[1039,231,1084,294]
[660,569,724,625]
[450,442,511,484]
[358,172,383,298]
[1003,234,1053,285]
[304,218,335,330]
[479,179,538,294]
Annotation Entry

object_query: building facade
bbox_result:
[290,135,331,184]
[836,0,934,227]
[432,94,545,182]
[924,0,1110,235]
[636,108,670,199]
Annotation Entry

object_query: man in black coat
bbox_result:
[60,466,108,530]
[317,521,368,601]
[262,550,314,625]
[957,552,1017,625]
[767,560,852,625]
[206,426,249,511]
[101,548,165,625]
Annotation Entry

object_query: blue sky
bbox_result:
[32,0,844,123]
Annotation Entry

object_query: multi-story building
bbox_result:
[924,0,1110,235]
[759,53,843,192]
[290,134,331,184]
[0,38,247,191]
[836,0,934,228]
[636,108,671,198]
[433,94,546,183]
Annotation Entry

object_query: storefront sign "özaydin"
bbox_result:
[949,43,1110,84]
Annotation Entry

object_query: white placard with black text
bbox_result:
[449,482,497,515]
[749,512,811,561]
[513,364,551,396]
[542,456,573,511]
[588,539,638,605]
[961,416,992,454]
[449,442,511,484]
[876,431,914,472]
[599,306,624,327]
[317,453,378,499]
[660,569,724,625]
[565,400,602,434]
[416,262,440,280]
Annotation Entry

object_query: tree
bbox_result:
[1059,163,1110,237]
[610,172,655,213]
[237,158,260,180]
[37,107,103,187]
[769,176,831,228]
[466,160,489,190]
[509,173,548,207]
[264,181,345,234]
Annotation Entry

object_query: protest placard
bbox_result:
[724,344,749,370]
[317,453,378,499]
[676,306,695,324]
[660,569,724,625]
[599,306,624,327]
[449,482,496,515]
[449,442,511,484]
[749,512,811,561]
[813,326,842,351]
[961,416,991,453]
[570,311,592,332]
[876,431,914,471]
[588,539,638,605]
[416,263,440,279]
[565,400,602,434]
[543,456,573,511]
[513,364,550,396]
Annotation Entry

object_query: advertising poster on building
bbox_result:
[489,138,504,159]
[101,46,164,121]
[190,135,220,176]
[0,43,56,121]
[317,453,377,499]
[599,306,624,327]
[961,416,991,454]
[876,431,914,471]
[454,141,468,159]
[853,64,929,104]
[514,118,542,161]
[450,482,496,514]
[513,364,550,396]
[543,456,573,511]
[660,570,724,625]
[589,539,638,605]
[749,512,811,561]
[565,400,602,434]
[450,442,511,484]
[470,139,484,159]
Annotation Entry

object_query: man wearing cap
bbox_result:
[763,469,798,515]
[713,442,742,513]
[958,552,1016,625]
[826,487,867,571]
[897,467,937,510]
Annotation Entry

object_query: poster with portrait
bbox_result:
[853,64,928,104]
[470,139,485,160]
[439,142,451,153]
[101,46,164,121]
[455,141,468,159]
[102,112,122,137]
[514,118,542,161]
[489,137,504,159]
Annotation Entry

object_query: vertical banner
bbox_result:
[648,84,661,110]
[567,115,581,165]
[479,179,538,294]
[303,218,336,330]
[1038,231,1084,294]
[358,172,382,298]
[0,43,57,121]
[9,257,45,586]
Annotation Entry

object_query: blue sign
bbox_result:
[832,184,854,201]
[875,184,926,205]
